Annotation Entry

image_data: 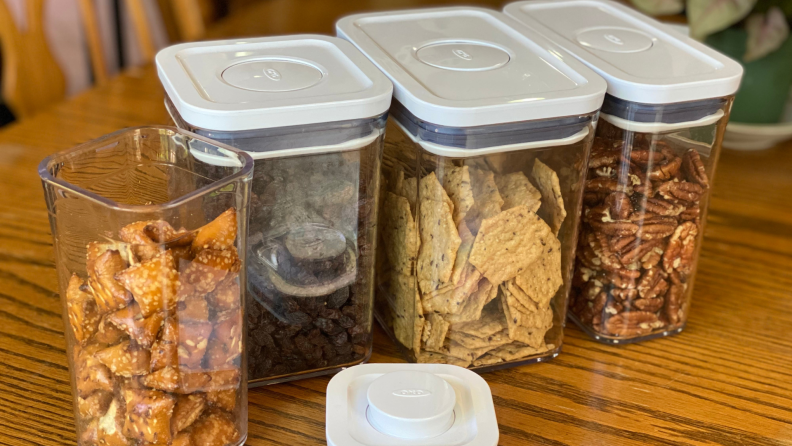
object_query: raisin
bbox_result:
[326,288,350,309]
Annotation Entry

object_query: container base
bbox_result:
[568,313,687,345]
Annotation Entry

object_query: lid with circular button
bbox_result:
[326,364,498,446]
[337,7,606,127]
[366,371,456,439]
[156,35,393,131]
[504,0,743,104]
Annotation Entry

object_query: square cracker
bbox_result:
[443,278,494,325]
[421,266,481,315]
[532,159,567,235]
[450,222,474,286]
[442,166,475,225]
[487,342,552,361]
[389,273,419,351]
[447,328,511,350]
[467,169,504,233]
[416,351,471,367]
[451,302,506,337]
[502,284,554,330]
[500,292,550,348]
[420,172,453,210]
[513,233,562,308]
[382,192,419,275]
[495,172,542,213]
[468,205,555,285]
[439,339,493,362]
[417,198,461,294]
[472,354,504,367]
[400,177,418,211]
[422,313,450,353]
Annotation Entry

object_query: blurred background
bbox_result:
[0,0,790,148]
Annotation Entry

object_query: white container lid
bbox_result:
[503,0,744,105]
[336,7,607,128]
[156,35,393,131]
[326,364,498,446]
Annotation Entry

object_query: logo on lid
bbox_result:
[393,389,432,397]
[452,49,472,60]
[603,34,624,45]
[263,68,282,81]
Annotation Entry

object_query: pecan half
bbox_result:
[605,192,632,220]
[590,220,640,237]
[585,177,633,195]
[637,268,668,299]
[604,311,662,336]
[632,296,665,313]
[663,221,699,277]
[682,149,709,188]
[611,288,638,302]
[634,216,677,240]
[620,238,663,264]
[665,281,687,325]
[648,156,683,180]
[610,235,636,253]
[640,247,664,269]
[679,205,701,221]
[657,181,703,203]
[643,197,686,217]
[583,192,608,206]
[590,233,624,271]
[629,149,665,166]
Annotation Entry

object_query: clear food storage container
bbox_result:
[505,0,743,343]
[39,127,252,446]
[156,35,393,386]
[338,8,607,370]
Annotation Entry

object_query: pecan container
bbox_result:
[505,0,744,343]
[157,36,393,385]
[338,8,607,369]
[39,127,252,445]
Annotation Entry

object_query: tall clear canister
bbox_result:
[505,0,743,343]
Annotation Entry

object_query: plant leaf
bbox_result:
[631,0,685,15]
[688,0,758,39]
[744,7,790,61]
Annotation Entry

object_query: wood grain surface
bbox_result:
[0,2,791,445]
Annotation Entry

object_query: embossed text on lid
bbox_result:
[221,59,324,92]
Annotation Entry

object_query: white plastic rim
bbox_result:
[600,109,725,133]
[245,130,381,160]
[393,119,590,158]
[189,146,245,167]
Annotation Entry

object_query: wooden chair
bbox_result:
[0,0,108,119]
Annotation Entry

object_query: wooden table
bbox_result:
[1,3,792,445]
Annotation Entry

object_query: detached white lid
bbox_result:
[326,364,498,446]
[156,35,393,131]
[336,7,607,127]
[504,0,744,104]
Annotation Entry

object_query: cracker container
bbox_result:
[156,36,393,385]
[505,0,743,343]
[338,8,607,369]
[39,127,252,445]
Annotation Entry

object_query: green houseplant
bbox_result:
[632,0,792,124]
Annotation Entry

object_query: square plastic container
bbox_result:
[505,0,743,343]
[338,8,607,370]
[156,35,393,385]
[39,126,253,445]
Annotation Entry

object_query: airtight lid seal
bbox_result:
[326,364,499,446]
[336,7,607,127]
[504,0,744,104]
[156,35,393,131]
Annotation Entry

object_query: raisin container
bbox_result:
[39,127,252,445]
[156,35,393,385]
[338,8,607,370]
[505,0,744,343]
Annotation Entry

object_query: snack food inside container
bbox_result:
[39,127,251,446]
[376,109,595,369]
[156,34,393,386]
[569,98,733,342]
[338,6,607,369]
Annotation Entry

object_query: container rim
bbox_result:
[37,125,254,212]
